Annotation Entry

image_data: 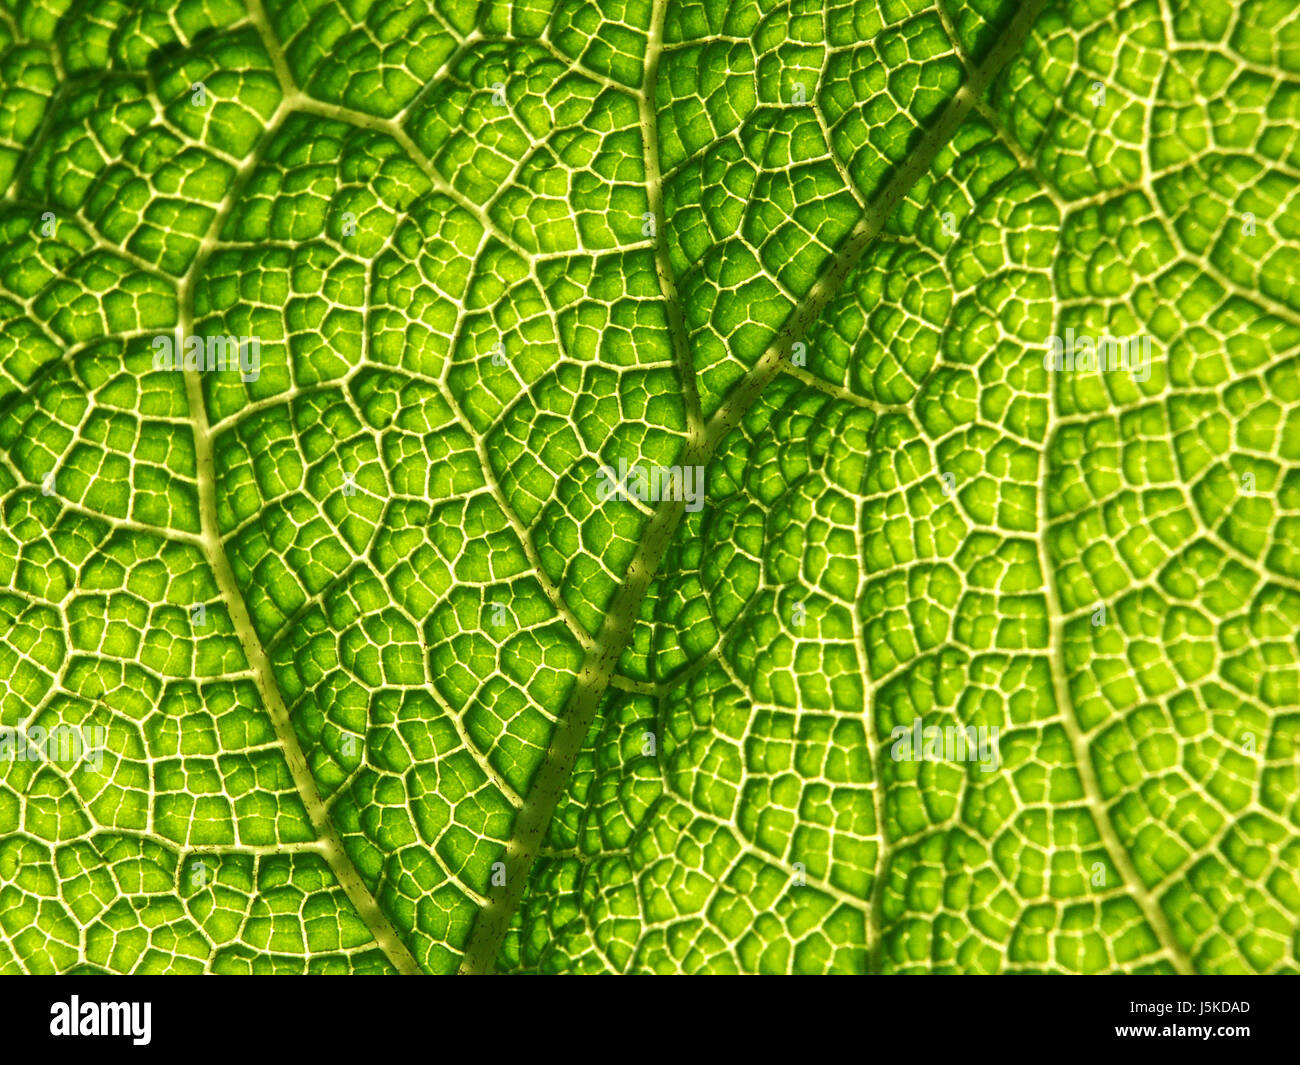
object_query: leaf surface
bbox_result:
[0,0,1296,975]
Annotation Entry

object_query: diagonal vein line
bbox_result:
[458,0,1051,975]
[176,35,422,975]
[0,16,425,971]
[1034,414,1197,975]
[933,1,1195,975]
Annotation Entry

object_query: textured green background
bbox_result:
[0,0,1297,974]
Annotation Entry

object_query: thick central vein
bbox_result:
[458,0,1051,974]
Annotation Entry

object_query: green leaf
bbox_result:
[0,0,1296,976]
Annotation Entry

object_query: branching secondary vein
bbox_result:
[176,67,422,973]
